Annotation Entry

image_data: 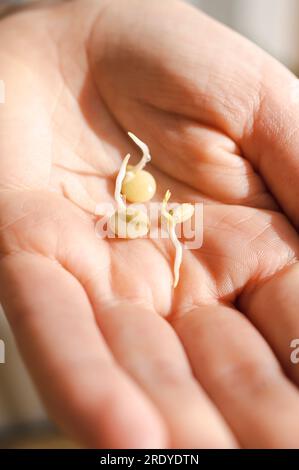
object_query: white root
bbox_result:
[161,189,172,222]
[168,221,183,288]
[128,131,151,172]
[115,153,130,210]
[161,190,194,288]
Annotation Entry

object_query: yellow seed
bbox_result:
[122,169,156,203]
[108,207,149,239]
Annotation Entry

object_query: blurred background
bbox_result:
[0,0,299,449]
[191,0,299,73]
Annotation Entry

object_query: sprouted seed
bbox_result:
[109,147,150,238]
[108,205,149,239]
[121,132,156,203]
[162,190,194,288]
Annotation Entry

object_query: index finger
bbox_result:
[0,252,167,448]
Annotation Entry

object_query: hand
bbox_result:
[1,0,299,448]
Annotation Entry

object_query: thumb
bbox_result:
[241,57,299,228]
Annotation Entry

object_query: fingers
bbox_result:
[173,304,299,448]
[94,300,237,448]
[0,253,167,448]
[239,262,299,386]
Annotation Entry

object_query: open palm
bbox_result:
[1,0,299,448]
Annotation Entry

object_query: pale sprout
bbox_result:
[127,132,151,172]
[162,190,194,288]
[109,147,150,239]
[114,153,131,211]
[121,132,156,203]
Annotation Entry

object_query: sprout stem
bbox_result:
[128,131,151,172]
[161,189,184,288]
[115,153,130,211]
[161,190,172,222]
[168,221,183,288]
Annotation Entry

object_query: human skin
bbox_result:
[1,0,299,448]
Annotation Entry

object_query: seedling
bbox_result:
[161,190,194,288]
[109,149,150,238]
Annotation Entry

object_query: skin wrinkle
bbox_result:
[109,98,274,209]
[53,162,103,178]
[63,258,115,315]
[241,86,269,173]
[195,207,299,304]
[239,66,299,230]
[109,242,158,308]
[85,0,130,143]
[193,248,246,299]
[137,36,261,144]
[246,222,278,245]
[51,59,98,175]
[238,258,299,306]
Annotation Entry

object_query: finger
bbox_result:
[0,253,167,448]
[173,304,299,448]
[239,262,299,386]
[93,300,237,448]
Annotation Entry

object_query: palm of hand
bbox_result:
[1,0,299,449]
